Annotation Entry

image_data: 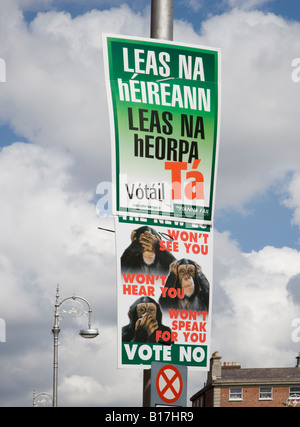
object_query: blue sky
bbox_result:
[271,0,300,20]
[1,0,300,407]
[20,0,300,22]
[21,0,300,25]
[215,186,299,252]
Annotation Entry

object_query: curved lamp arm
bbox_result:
[52,285,99,407]
[53,285,99,337]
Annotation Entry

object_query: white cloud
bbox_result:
[0,3,150,190]
[57,327,143,406]
[211,231,300,368]
[0,143,115,323]
[283,173,300,231]
[198,9,300,209]
[0,142,120,406]
[286,274,300,306]
[226,0,273,11]
[182,0,204,13]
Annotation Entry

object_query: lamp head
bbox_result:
[79,328,99,339]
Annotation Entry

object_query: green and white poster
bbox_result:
[103,34,220,223]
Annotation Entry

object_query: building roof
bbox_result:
[221,366,300,383]
[190,352,300,401]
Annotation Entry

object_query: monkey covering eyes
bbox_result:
[122,296,173,344]
[159,259,210,312]
[121,226,176,276]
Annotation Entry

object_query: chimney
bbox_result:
[207,351,222,384]
[296,352,300,368]
[222,361,241,369]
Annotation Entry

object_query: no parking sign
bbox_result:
[151,362,187,406]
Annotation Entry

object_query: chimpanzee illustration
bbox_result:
[159,259,209,312]
[121,226,176,276]
[122,296,173,345]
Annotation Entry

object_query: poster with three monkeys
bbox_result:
[115,216,212,370]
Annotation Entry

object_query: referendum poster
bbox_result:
[115,216,213,369]
[103,34,220,224]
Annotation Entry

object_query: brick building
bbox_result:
[190,351,300,407]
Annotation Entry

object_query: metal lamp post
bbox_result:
[52,285,99,407]
[150,0,174,40]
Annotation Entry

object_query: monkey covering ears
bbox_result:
[159,259,209,312]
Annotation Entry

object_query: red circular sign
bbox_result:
[156,365,183,404]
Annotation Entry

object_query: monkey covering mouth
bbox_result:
[122,296,173,344]
[135,302,158,337]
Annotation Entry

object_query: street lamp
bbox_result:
[52,285,99,407]
[286,394,300,407]
[33,390,53,407]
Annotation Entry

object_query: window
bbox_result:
[289,387,300,398]
[229,387,243,400]
[259,387,273,400]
